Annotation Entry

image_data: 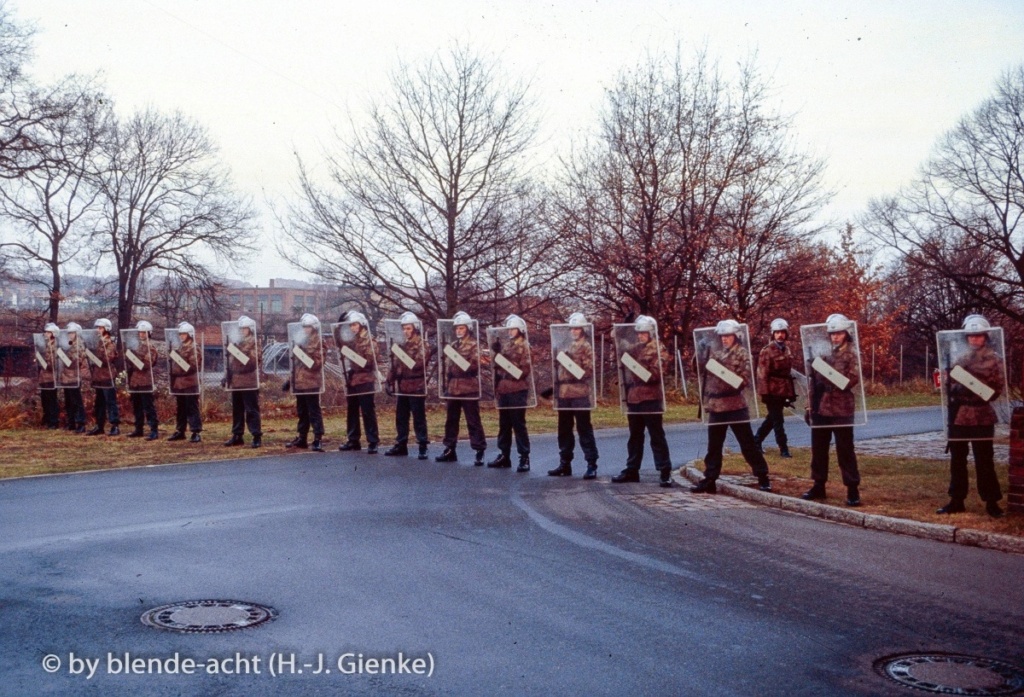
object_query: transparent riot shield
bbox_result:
[612,323,665,415]
[800,322,867,428]
[487,325,537,409]
[788,369,808,416]
[80,329,115,389]
[221,321,260,392]
[120,329,156,394]
[550,323,597,411]
[382,318,429,397]
[288,321,325,395]
[693,325,759,425]
[330,322,381,397]
[164,327,201,396]
[937,328,1011,441]
[33,333,56,389]
[437,319,481,400]
[55,329,80,388]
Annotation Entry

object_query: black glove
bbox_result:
[540,386,554,400]
[282,379,290,393]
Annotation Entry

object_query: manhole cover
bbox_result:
[875,653,1024,695]
[141,600,278,633]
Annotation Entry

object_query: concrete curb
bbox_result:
[677,462,1023,555]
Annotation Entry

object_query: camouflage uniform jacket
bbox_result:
[341,328,377,394]
[757,341,795,400]
[169,336,201,394]
[38,335,57,389]
[389,332,428,395]
[704,342,751,414]
[625,338,664,405]
[813,341,860,419]
[56,337,83,388]
[495,335,531,395]
[292,332,324,394]
[127,338,158,391]
[445,335,480,398]
[227,334,259,390]
[557,336,593,401]
[951,344,1003,427]
[90,331,119,387]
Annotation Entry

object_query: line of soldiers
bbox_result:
[32,311,1010,517]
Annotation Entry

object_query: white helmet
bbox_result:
[825,314,853,333]
[44,322,59,334]
[66,322,82,332]
[770,318,789,333]
[94,318,112,331]
[398,311,420,326]
[452,311,472,327]
[567,312,588,327]
[301,313,320,329]
[176,321,195,335]
[635,315,656,334]
[135,320,153,332]
[237,315,256,330]
[504,314,527,332]
[715,319,742,336]
[346,311,369,327]
[962,314,991,333]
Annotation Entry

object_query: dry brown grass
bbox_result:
[716,449,1024,536]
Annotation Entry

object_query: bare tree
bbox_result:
[552,50,828,340]
[864,65,1024,326]
[0,81,107,322]
[283,45,555,322]
[93,108,256,329]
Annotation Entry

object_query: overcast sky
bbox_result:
[16,0,1024,285]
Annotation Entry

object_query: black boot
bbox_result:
[367,443,378,454]
[223,435,244,447]
[384,443,408,457]
[311,439,324,452]
[338,441,361,452]
[936,499,966,514]
[167,431,186,442]
[779,446,792,458]
[611,469,640,483]
[127,428,145,438]
[418,444,428,460]
[659,468,673,488]
[758,476,772,492]
[286,436,308,449]
[583,463,598,480]
[487,452,512,468]
[190,432,202,443]
[690,478,716,494]
[108,425,120,436]
[86,426,104,436]
[145,430,159,441]
[801,483,826,500]
[435,446,457,462]
[516,455,530,473]
[474,449,486,467]
[986,501,1004,518]
[251,436,262,449]
[845,486,861,507]
[547,461,572,477]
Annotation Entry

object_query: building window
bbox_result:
[271,294,283,313]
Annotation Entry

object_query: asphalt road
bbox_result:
[2,405,1022,696]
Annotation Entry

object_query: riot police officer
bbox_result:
[754,317,795,458]
[611,315,673,487]
[223,315,262,448]
[287,313,326,452]
[384,312,430,460]
[86,318,121,436]
[436,311,487,464]
[167,321,202,443]
[37,323,60,429]
[937,314,1005,518]
[691,320,771,493]
[126,320,159,440]
[548,312,600,479]
[487,314,532,472]
[337,311,381,454]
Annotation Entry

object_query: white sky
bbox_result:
[16,0,1024,285]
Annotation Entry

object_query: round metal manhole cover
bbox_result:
[875,653,1024,695]
[141,600,278,634]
